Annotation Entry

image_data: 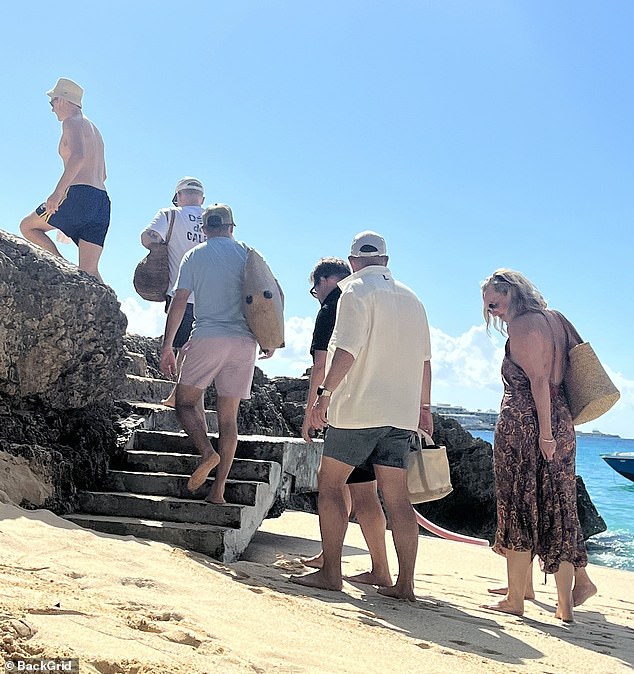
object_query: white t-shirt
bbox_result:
[143,206,205,302]
[327,265,432,431]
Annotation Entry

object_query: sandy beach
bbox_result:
[0,503,632,674]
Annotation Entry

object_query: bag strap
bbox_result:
[164,208,177,244]
[551,310,583,348]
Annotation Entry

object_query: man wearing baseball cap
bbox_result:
[160,203,276,504]
[141,177,206,407]
[293,231,433,601]
[19,77,110,282]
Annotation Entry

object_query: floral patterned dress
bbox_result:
[492,344,587,573]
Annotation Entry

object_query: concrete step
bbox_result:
[124,403,218,433]
[67,460,282,562]
[121,374,174,405]
[122,451,277,483]
[78,491,246,528]
[104,470,259,505]
[65,513,240,561]
[132,430,321,496]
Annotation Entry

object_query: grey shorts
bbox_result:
[322,426,411,470]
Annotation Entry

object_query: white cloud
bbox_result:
[258,315,314,378]
[120,297,165,337]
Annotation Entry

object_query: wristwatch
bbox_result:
[316,385,332,398]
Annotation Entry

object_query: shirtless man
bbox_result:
[20,78,110,282]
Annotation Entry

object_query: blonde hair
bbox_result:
[481,268,548,334]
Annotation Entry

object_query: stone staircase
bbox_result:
[65,358,321,562]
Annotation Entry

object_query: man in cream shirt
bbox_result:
[292,231,432,601]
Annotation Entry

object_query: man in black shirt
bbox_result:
[300,257,391,586]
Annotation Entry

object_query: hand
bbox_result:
[45,191,63,215]
[160,347,177,379]
[418,407,433,436]
[310,396,329,430]
[539,437,557,461]
[258,347,275,360]
[301,415,314,443]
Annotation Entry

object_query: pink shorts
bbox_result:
[178,335,257,399]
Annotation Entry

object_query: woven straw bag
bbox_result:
[564,341,620,425]
[133,209,176,302]
[555,312,620,425]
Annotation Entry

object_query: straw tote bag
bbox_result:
[133,209,176,302]
[554,311,620,425]
[407,430,453,504]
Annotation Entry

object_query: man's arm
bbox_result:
[310,347,356,429]
[160,289,191,378]
[301,349,327,442]
[46,118,86,214]
[141,229,165,249]
[418,360,433,434]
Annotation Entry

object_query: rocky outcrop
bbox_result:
[0,231,128,408]
[0,230,130,510]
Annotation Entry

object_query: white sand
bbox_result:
[0,504,632,674]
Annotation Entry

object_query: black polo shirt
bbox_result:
[310,287,341,356]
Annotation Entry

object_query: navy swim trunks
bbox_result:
[38,184,111,247]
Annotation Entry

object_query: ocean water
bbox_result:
[475,431,634,572]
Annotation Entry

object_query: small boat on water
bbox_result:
[601,453,634,482]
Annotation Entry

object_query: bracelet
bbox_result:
[540,437,556,443]
[422,404,431,409]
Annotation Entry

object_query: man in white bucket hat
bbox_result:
[19,77,110,282]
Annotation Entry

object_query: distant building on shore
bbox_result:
[432,404,498,431]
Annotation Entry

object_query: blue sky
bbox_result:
[1,1,632,436]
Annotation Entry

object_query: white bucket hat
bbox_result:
[46,78,83,108]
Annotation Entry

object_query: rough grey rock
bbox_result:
[0,230,128,408]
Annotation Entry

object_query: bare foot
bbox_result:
[345,571,392,587]
[205,485,226,505]
[289,570,342,591]
[300,553,324,569]
[161,396,176,408]
[573,581,597,607]
[555,606,575,623]
[480,598,524,616]
[187,451,220,492]
[488,586,535,600]
[377,584,416,602]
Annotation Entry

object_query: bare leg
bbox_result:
[374,465,417,601]
[78,239,104,282]
[302,485,352,569]
[554,561,575,622]
[175,383,219,491]
[162,349,185,408]
[344,481,391,586]
[20,213,63,257]
[488,559,536,599]
[206,396,241,504]
[291,457,354,591]
[481,550,531,616]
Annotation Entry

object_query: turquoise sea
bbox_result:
[475,431,634,572]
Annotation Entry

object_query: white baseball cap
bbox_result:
[350,231,387,257]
